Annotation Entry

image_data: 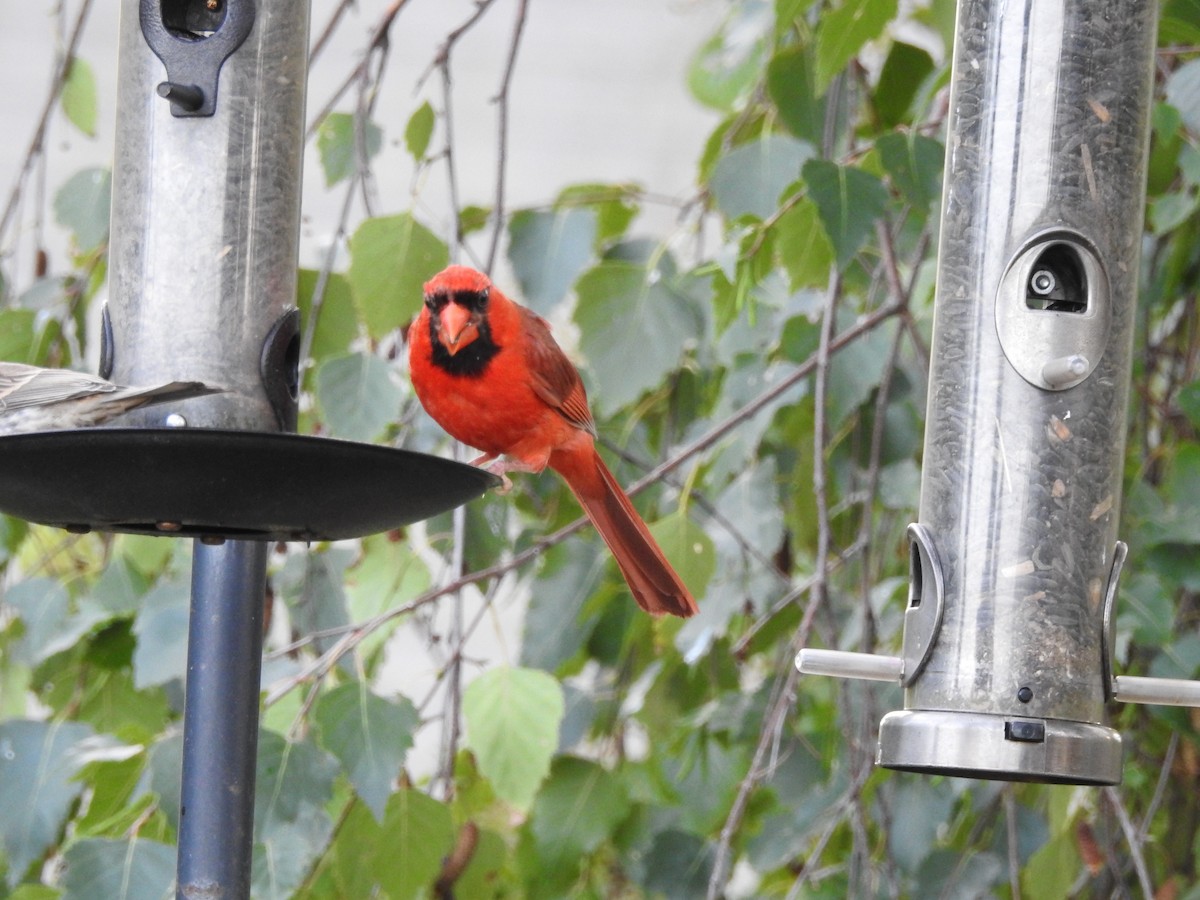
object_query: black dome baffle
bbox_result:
[0,429,500,541]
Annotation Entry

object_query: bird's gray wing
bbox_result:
[0,364,116,411]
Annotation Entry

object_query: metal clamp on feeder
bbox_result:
[796,0,1198,786]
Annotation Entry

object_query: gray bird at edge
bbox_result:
[0,362,221,435]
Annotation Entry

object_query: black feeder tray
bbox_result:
[0,428,499,542]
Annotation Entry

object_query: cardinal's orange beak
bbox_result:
[436,302,480,355]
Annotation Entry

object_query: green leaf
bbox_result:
[278,547,354,668]
[520,542,602,673]
[131,577,191,689]
[344,535,432,661]
[1177,380,1200,433]
[638,830,715,900]
[529,757,630,871]
[61,57,97,138]
[7,577,70,665]
[815,0,899,93]
[1119,572,1176,648]
[375,790,455,900]
[574,260,703,416]
[253,814,334,900]
[649,509,716,599]
[507,207,598,313]
[117,533,175,578]
[404,101,435,160]
[140,734,183,832]
[709,134,815,221]
[346,213,448,339]
[1149,191,1199,236]
[1148,103,1184,197]
[296,269,359,365]
[316,112,384,186]
[914,848,1004,897]
[314,351,402,442]
[1021,828,1080,899]
[463,666,564,810]
[767,46,823,144]
[1150,633,1200,680]
[253,731,338,896]
[803,158,890,269]
[1166,58,1200,134]
[0,310,35,362]
[61,838,175,900]
[775,197,834,289]
[557,183,638,244]
[877,131,944,211]
[314,681,419,821]
[687,10,767,111]
[0,720,95,887]
[874,42,935,126]
[1161,0,1200,45]
[53,167,111,251]
[886,778,956,872]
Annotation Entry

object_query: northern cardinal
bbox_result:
[408,265,698,618]
[0,362,220,435]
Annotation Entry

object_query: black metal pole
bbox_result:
[177,539,268,899]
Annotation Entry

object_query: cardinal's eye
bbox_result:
[454,288,489,311]
[425,291,449,312]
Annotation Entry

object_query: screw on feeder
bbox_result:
[1017,686,1034,703]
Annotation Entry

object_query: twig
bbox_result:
[305,0,413,139]
[1103,786,1155,899]
[0,0,95,248]
[812,270,840,608]
[485,0,531,273]
[439,61,467,257]
[416,1,502,92]
[1138,732,1178,844]
[299,165,360,370]
[308,0,357,65]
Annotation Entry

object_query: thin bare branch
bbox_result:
[0,0,95,249]
[484,0,531,273]
[1104,786,1155,899]
[305,0,413,139]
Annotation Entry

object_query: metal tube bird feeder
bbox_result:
[0,0,498,895]
[797,0,1200,784]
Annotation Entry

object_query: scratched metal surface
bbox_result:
[913,0,1156,722]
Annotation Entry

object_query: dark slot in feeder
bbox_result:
[0,428,499,542]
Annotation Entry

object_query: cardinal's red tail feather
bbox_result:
[552,446,698,618]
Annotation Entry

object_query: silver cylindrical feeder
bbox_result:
[0,1,497,895]
[796,0,1200,784]
[105,0,306,431]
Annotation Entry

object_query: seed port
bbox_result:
[161,0,225,39]
[909,538,923,608]
[1025,243,1087,313]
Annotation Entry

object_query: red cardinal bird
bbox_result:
[408,265,698,618]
